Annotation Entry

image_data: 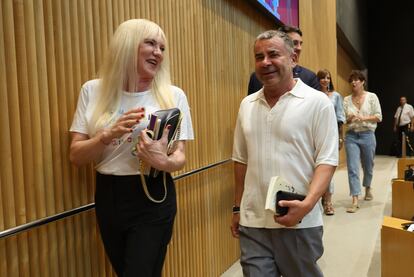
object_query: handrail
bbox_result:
[0,159,232,239]
[0,203,94,239]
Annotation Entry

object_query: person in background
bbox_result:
[393,96,414,157]
[247,25,320,95]
[69,19,194,276]
[231,30,338,277]
[317,69,345,215]
[343,70,382,213]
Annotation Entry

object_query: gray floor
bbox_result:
[221,155,396,277]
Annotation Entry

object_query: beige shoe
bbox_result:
[364,188,373,201]
[346,203,359,213]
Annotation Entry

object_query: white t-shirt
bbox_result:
[232,79,339,229]
[70,79,194,175]
[394,104,414,126]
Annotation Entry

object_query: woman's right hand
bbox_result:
[70,107,145,166]
[347,114,355,123]
[100,107,146,144]
[347,113,363,123]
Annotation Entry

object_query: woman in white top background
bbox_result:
[343,70,382,213]
[317,69,345,215]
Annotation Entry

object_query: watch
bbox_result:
[232,205,240,214]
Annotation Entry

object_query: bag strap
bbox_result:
[140,171,167,203]
[139,114,183,203]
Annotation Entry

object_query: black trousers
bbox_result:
[95,172,176,277]
[397,124,413,156]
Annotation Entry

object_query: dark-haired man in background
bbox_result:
[247,25,320,95]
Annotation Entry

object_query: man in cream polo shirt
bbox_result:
[231,30,338,277]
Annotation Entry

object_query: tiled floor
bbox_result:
[221,155,397,277]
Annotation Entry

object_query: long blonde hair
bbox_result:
[90,19,174,134]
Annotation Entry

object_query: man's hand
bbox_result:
[230,213,240,238]
[274,199,312,227]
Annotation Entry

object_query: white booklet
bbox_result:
[264,176,296,213]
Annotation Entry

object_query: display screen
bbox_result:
[256,0,299,27]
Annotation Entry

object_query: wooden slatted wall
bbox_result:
[0,0,274,276]
[0,0,339,276]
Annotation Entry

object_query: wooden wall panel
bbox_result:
[299,0,337,83]
[337,43,357,97]
[300,0,348,165]
[0,210,115,277]
[0,0,339,276]
[337,43,358,165]
[0,163,236,277]
[163,162,239,277]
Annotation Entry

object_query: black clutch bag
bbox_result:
[139,108,182,203]
[144,107,182,177]
[275,190,306,216]
[147,108,182,142]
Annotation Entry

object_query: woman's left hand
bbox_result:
[136,126,171,171]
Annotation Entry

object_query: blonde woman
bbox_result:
[69,19,194,276]
[343,70,381,213]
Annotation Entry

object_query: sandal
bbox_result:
[364,188,373,201]
[324,202,335,215]
[346,204,359,213]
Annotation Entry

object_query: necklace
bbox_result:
[352,92,365,105]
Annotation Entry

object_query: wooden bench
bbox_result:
[392,180,414,220]
[381,216,414,277]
